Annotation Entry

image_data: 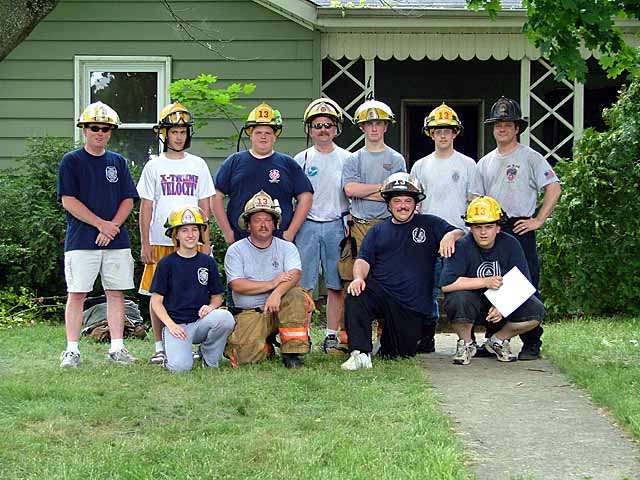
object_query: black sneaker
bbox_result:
[416,335,435,353]
[282,353,303,369]
[474,343,495,358]
[518,343,541,361]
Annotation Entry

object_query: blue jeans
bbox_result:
[295,218,344,291]
[163,310,235,372]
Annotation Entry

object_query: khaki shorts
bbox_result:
[64,249,134,293]
[138,245,178,295]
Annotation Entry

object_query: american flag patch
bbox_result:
[544,169,556,179]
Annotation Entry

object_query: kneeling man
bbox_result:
[342,173,464,370]
[440,196,545,365]
[150,206,235,372]
[224,191,311,369]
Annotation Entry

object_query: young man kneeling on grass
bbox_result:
[150,206,235,372]
[440,196,545,365]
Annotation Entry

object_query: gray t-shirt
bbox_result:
[294,145,350,222]
[342,146,406,220]
[472,144,560,217]
[410,150,476,230]
[224,237,302,309]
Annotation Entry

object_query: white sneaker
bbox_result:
[484,336,517,362]
[341,350,373,371]
[107,348,136,364]
[452,339,477,365]
[59,350,81,368]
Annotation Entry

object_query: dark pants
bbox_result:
[445,290,545,327]
[345,278,431,358]
[498,219,543,348]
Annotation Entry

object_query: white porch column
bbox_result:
[520,57,531,146]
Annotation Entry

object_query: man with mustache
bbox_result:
[410,103,477,354]
[341,173,464,370]
[224,191,311,369]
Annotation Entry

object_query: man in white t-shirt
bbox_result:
[137,103,215,364]
[472,96,561,360]
[410,103,476,353]
[224,191,311,369]
[294,98,350,356]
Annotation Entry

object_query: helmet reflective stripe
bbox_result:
[463,196,505,224]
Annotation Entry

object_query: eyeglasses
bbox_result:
[311,122,336,130]
[88,126,112,133]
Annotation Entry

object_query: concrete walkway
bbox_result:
[424,333,640,480]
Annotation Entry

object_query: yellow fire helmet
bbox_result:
[303,97,344,135]
[353,99,395,125]
[238,190,282,230]
[423,103,464,137]
[380,172,426,203]
[164,205,208,246]
[244,102,283,137]
[462,196,507,225]
[153,102,195,151]
[77,101,121,129]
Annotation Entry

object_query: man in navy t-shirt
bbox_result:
[150,205,235,372]
[341,173,464,370]
[440,196,545,366]
[57,102,139,368]
[211,102,313,244]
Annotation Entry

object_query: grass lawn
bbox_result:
[0,324,470,480]
[544,317,640,441]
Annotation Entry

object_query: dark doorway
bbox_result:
[402,100,483,170]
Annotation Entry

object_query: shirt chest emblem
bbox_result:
[197,267,209,286]
[269,169,281,183]
[308,166,318,177]
[505,164,519,182]
[412,227,426,243]
[105,166,118,183]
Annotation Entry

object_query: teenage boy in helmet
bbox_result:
[341,173,464,370]
[149,205,235,372]
[224,191,311,369]
[339,99,407,352]
[137,102,215,364]
[212,102,313,244]
[294,98,350,356]
[410,103,477,353]
[440,196,545,365]
[57,101,139,368]
[472,96,561,360]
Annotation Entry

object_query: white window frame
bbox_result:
[73,55,171,143]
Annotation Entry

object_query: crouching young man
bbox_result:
[150,206,235,372]
[440,196,545,365]
[224,191,312,369]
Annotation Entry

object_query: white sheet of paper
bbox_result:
[483,266,536,317]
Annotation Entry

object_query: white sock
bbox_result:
[326,329,337,337]
[110,338,124,353]
[155,341,164,353]
[66,341,79,353]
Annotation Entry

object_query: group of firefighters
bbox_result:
[57,93,560,372]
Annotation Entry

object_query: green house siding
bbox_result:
[0,0,321,169]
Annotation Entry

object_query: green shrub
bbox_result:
[0,287,64,329]
[539,79,640,318]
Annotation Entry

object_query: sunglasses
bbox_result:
[88,126,112,133]
[310,122,336,130]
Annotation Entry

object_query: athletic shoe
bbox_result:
[474,343,494,358]
[59,350,81,368]
[484,337,517,362]
[149,350,166,365]
[107,348,136,364]
[452,339,477,365]
[322,334,341,354]
[341,350,373,371]
[518,343,541,361]
[416,335,435,353]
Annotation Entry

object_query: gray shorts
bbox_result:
[64,249,134,293]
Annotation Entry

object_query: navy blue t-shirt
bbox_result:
[150,252,224,324]
[214,150,313,240]
[358,214,456,315]
[57,148,139,252]
[439,232,531,288]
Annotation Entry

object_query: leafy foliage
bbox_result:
[0,287,64,329]
[538,79,640,317]
[169,74,256,150]
[466,0,640,81]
